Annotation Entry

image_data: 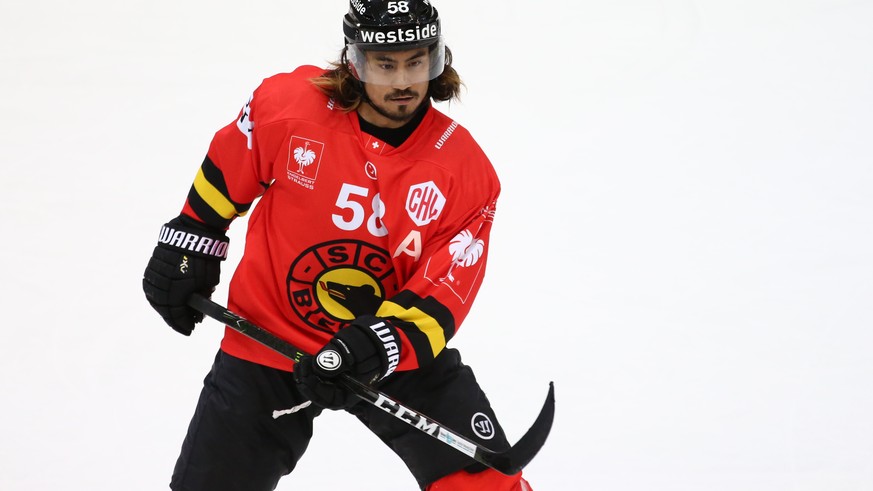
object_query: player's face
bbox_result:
[358,48,431,128]
[359,47,433,86]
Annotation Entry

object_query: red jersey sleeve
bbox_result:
[181,92,270,229]
[377,194,499,371]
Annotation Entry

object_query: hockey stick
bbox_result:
[188,293,555,475]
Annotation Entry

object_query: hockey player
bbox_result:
[142,1,533,489]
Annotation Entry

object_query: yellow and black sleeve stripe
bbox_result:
[185,156,257,230]
[376,290,456,366]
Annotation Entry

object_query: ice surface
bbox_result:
[1,1,872,489]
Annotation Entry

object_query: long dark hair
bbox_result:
[311,45,463,112]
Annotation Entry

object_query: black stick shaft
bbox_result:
[187,294,554,475]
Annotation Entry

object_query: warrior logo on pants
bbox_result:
[471,412,495,440]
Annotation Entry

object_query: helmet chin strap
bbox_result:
[360,84,372,105]
[357,82,384,120]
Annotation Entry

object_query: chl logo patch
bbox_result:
[471,412,495,440]
[406,181,445,226]
[286,240,397,334]
[287,136,325,189]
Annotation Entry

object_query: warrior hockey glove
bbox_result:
[294,316,401,410]
[142,215,229,336]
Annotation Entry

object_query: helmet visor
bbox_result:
[347,37,446,86]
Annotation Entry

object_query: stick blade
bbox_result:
[480,381,556,475]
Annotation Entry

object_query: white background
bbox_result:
[1,0,871,490]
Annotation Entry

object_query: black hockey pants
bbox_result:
[169,348,511,490]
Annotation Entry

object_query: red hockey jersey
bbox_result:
[181,65,500,372]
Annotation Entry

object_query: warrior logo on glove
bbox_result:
[316,350,343,371]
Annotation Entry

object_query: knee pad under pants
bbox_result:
[425,469,532,491]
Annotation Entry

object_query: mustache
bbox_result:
[385,89,418,100]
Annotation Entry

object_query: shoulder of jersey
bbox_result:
[251,65,340,127]
[416,107,496,179]
[415,109,469,154]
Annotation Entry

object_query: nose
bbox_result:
[390,68,413,88]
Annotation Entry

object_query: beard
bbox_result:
[365,88,424,124]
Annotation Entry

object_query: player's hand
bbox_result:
[294,316,400,409]
[142,215,228,335]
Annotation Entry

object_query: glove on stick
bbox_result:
[142,215,229,335]
[294,315,401,409]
